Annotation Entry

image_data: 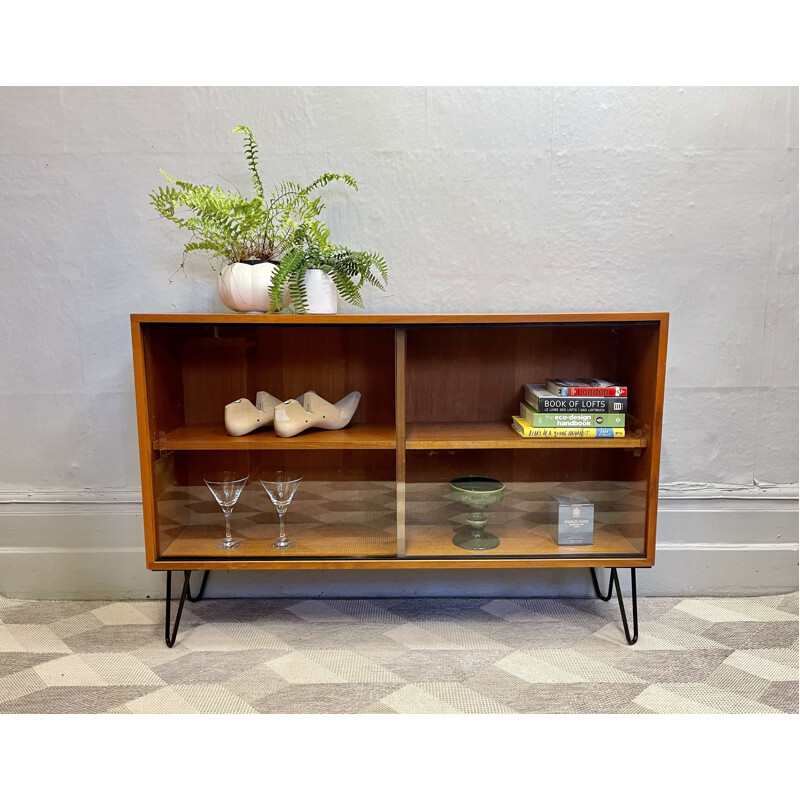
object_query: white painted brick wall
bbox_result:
[0,86,796,492]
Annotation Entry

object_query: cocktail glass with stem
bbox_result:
[204,472,249,550]
[260,471,303,549]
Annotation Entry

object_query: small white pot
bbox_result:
[303,269,338,314]
[217,261,277,313]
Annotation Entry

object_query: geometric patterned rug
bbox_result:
[1,592,796,714]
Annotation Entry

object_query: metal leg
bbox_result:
[589,567,639,645]
[186,570,210,603]
[590,566,614,601]
[165,570,191,648]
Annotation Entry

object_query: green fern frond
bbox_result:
[300,173,359,195]
[157,168,207,195]
[327,268,364,308]
[306,219,332,250]
[151,126,387,295]
[369,252,389,285]
[269,250,304,308]
[183,241,217,253]
[232,125,265,200]
[290,263,310,313]
[361,269,385,289]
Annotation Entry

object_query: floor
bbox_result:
[0,591,797,714]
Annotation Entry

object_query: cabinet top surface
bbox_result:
[131,311,669,326]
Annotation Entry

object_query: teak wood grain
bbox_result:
[148,556,650,571]
[132,312,667,325]
[404,523,641,558]
[154,423,397,450]
[405,422,647,449]
[395,328,407,556]
[131,312,668,570]
[161,525,397,559]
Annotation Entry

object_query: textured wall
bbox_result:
[0,87,797,597]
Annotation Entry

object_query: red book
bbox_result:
[545,378,628,397]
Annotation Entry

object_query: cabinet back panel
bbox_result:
[182,337,249,425]
[142,326,187,436]
[406,324,624,423]
[183,450,396,488]
[248,326,396,425]
[167,325,395,426]
[405,448,644,485]
[610,323,660,432]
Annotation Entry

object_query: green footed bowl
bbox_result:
[449,476,505,551]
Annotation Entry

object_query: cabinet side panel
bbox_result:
[396,327,407,556]
[131,320,158,565]
[646,318,668,562]
[615,321,665,561]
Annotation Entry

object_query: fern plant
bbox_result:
[269,239,389,313]
[149,125,357,274]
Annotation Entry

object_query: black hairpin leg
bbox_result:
[186,570,210,603]
[590,567,638,645]
[165,570,210,647]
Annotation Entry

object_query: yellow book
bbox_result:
[511,416,625,438]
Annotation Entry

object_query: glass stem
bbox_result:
[278,510,286,542]
[223,509,233,543]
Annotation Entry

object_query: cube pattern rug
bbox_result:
[0,592,796,714]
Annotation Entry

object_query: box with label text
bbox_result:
[552,495,594,545]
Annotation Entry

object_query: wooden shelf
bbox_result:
[160,523,640,561]
[153,423,397,451]
[405,422,648,450]
[405,523,642,558]
[160,524,397,558]
[155,422,646,451]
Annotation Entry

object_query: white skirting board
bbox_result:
[0,492,797,599]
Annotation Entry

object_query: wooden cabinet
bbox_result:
[131,313,668,573]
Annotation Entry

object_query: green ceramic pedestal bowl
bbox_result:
[449,476,505,551]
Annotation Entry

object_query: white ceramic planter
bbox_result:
[304,269,338,314]
[216,260,277,313]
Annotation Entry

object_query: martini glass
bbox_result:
[260,471,303,549]
[204,473,249,550]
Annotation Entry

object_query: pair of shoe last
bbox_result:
[224,390,361,438]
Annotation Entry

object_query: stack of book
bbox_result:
[511,378,628,438]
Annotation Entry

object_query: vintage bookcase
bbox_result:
[131,312,668,644]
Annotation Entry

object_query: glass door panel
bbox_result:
[154,450,397,559]
[403,449,647,559]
